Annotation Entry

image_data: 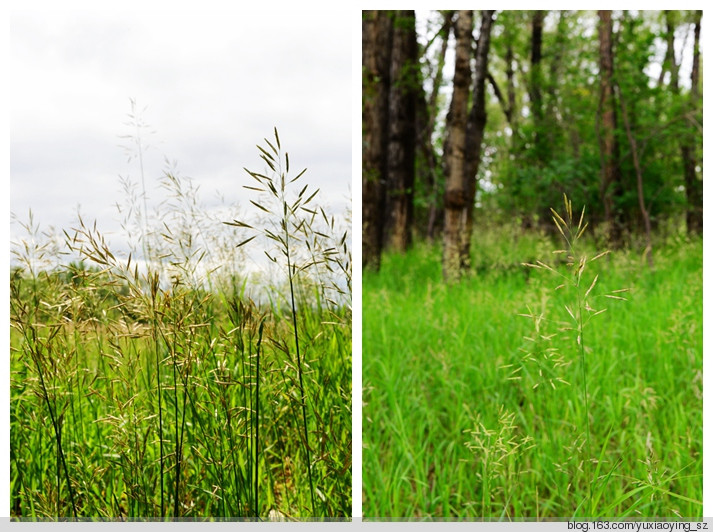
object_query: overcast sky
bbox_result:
[10,8,352,266]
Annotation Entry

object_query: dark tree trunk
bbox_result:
[665,10,702,234]
[682,10,702,234]
[597,10,623,244]
[460,10,494,271]
[506,36,517,135]
[384,10,418,253]
[442,9,473,282]
[529,10,546,162]
[362,10,393,270]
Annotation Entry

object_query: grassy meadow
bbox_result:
[10,133,352,520]
[362,216,702,519]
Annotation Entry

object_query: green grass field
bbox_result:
[10,133,352,520]
[363,223,702,519]
[11,281,351,520]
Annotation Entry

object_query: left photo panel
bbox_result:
[9,8,352,520]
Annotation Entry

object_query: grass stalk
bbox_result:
[575,285,594,515]
[35,352,78,518]
[227,128,331,516]
[149,272,165,518]
[255,318,265,518]
[10,271,78,518]
[286,236,316,515]
[171,328,181,517]
[527,194,629,517]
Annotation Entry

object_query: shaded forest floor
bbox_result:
[362,225,702,519]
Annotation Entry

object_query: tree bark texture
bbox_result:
[384,10,418,253]
[506,36,517,134]
[461,10,494,271]
[529,10,546,162]
[362,10,393,270]
[442,9,473,282]
[597,10,623,244]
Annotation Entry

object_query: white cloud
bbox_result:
[10,8,352,262]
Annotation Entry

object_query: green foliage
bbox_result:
[411,10,702,238]
[362,227,702,519]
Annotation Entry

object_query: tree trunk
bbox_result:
[362,11,392,270]
[616,83,653,267]
[442,10,472,282]
[597,10,623,244]
[662,11,681,89]
[384,10,418,252]
[682,10,702,234]
[460,10,494,271]
[506,35,517,135]
[665,10,702,234]
[657,12,673,87]
[529,10,546,162]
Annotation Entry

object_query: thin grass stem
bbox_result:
[286,230,316,515]
[255,318,265,518]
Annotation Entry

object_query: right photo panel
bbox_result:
[362,10,703,520]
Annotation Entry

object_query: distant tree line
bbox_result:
[362,10,702,280]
